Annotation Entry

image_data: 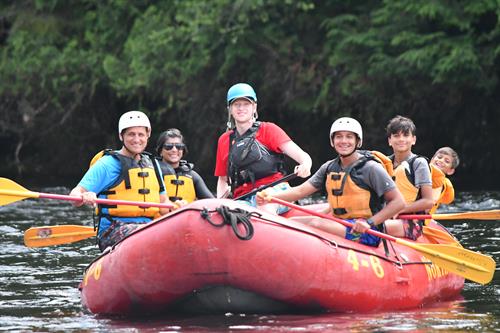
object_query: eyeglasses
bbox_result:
[163,143,185,151]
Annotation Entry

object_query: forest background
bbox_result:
[1,0,499,191]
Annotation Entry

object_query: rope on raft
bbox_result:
[201,205,258,240]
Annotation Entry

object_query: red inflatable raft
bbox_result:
[79,198,464,315]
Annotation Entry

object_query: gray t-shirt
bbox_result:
[308,157,396,197]
[398,153,432,188]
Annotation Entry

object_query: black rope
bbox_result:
[200,205,258,240]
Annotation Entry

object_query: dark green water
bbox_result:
[0,187,499,332]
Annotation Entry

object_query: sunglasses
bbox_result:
[163,143,186,151]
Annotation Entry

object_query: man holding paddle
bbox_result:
[70,111,175,251]
[258,117,405,246]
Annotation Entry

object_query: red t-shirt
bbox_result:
[214,122,291,197]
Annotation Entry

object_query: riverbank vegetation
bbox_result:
[1,1,499,189]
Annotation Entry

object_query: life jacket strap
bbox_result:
[170,179,185,185]
[331,174,341,180]
[332,189,343,196]
[333,208,347,215]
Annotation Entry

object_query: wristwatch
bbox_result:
[366,218,375,227]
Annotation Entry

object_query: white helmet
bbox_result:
[118,111,151,134]
[329,117,363,147]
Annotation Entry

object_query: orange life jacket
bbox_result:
[325,151,388,219]
[429,165,455,213]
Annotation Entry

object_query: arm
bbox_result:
[400,157,434,213]
[373,188,405,225]
[273,181,318,202]
[257,180,318,205]
[69,185,96,207]
[399,184,434,213]
[280,141,312,178]
[192,171,215,199]
[217,176,230,198]
[351,188,405,234]
[159,194,175,214]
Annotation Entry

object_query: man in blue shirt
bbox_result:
[70,111,173,250]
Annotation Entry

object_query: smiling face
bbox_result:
[388,131,416,154]
[431,152,455,175]
[229,98,257,125]
[161,137,185,168]
[331,131,358,156]
[120,126,149,157]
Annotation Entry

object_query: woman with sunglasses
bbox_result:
[156,128,214,203]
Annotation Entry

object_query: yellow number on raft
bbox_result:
[83,260,103,286]
[370,255,384,278]
[347,249,359,271]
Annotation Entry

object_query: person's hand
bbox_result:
[351,218,371,234]
[256,190,271,205]
[80,192,97,208]
[294,163,311,178]
[173,199,188,209]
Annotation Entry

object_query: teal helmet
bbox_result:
[226,83,257,106]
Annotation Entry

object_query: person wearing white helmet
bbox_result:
[214,82,312,214]
[258,117,405,247]
[70,111,174,251]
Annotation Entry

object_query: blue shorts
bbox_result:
[344,219,381,247]
[238,182,291,215]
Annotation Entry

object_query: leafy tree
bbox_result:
[0,0,499,189]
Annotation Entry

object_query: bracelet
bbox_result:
[366,218,375,227]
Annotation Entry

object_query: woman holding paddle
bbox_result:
[69,111,175,251]
[258,117,405,246]
[214,83,312,213]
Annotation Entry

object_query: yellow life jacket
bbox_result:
[325,151,386,219]
[429,165,455,213]
[91,150,164,218]
[160,160,197,203]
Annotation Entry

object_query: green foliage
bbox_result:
[0,0,499,188]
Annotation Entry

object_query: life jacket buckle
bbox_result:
[138,188,150,195]
[332,189,343,196]
[331,174,341,180]
[138,171,149,178]
[333,208,347,215]
[170,179,185,185]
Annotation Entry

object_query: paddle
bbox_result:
[422,226,462,247]
[398,210,500,221]
[233,173,298,200]
[265,196,495,284]
[24,225,96,248]
[0,177,174,209]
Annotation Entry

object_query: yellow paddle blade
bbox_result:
[433,210,500,220]
[24,225,96,248]
[0,177,40,205]
[423,226,462,247]
[397,239,495,285]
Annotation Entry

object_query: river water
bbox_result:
[0,186,499,332]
